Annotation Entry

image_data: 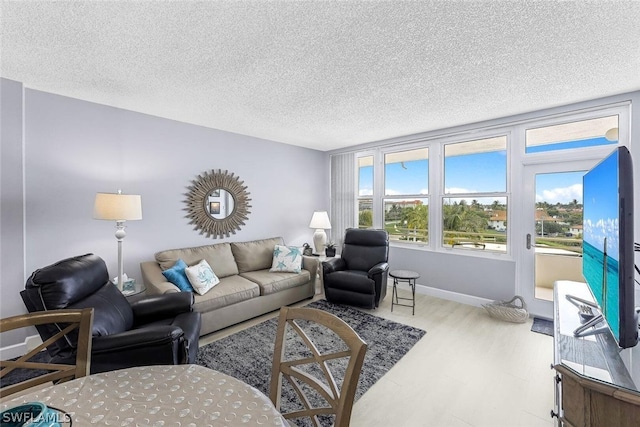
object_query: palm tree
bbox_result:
[407,204,427,240]
[443,201,489,240]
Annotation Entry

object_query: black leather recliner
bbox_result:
[322,228,389,309]
[20,253,202,374]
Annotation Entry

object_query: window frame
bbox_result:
[350,101,630,261]
[438,130,512,256]
[356,151,376,229]
[381,144,431,247]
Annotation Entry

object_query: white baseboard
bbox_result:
[412,283,493,307]
[0,334,43,360]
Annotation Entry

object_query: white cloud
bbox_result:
[444,187,473,194]
[536,183,582,204]
[584,217,619,259]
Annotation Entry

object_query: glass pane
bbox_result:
[358,156,373,197]
[444,136,507,193]
[534,172,584,301]
[358,198,373,228]
[384,148,429,196]
[384,198,428,244]
[526,115,618,154]
[442,196,507,252]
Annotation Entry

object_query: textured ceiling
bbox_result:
[2,1,640,152]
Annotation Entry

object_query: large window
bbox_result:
[345,104,627,261]
[383,148,429,243]
[443,136,508,252]
[358,155,374,228]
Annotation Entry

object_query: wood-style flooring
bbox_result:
[200,288,555,427]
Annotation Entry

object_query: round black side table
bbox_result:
[389,270,420,315]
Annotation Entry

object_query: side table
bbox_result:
[121,281,146,302]
[306,254,340,297]
[389,270,419,315]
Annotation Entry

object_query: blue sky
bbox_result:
[583,150,619,260]
[536,172,584,205]
[360,137,616,204]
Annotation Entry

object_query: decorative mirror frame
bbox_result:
[184,169,252,238]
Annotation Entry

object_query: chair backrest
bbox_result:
[341,228,389,271]
[20,254,133,358]
[269,306,367,427]
[0,308,94,398]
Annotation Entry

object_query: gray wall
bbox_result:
[1,79,26,346]
[388,250,515,302]
[1,78,328,348]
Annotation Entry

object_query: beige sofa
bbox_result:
[140,237,317,336]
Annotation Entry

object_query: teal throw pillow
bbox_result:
[162,259,194,292]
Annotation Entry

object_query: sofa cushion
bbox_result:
[185,259,220,295]
[192,275,260,312]
[155,243,239,278]
[240,269,311,296]
[231,237,283,273]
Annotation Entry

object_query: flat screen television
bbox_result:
[579,146,637,349]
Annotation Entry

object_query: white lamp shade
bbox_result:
[94,193,142,221]
[309,211,331,229]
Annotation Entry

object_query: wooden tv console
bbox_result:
[552,281,640,426]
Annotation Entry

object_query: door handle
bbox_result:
[526,234,532,250]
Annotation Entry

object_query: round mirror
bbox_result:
[185,170,251,238]
[205,189,235,220]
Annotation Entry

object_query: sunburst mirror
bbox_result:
[184,169,252,238]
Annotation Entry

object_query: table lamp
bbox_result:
[309,211,331,254]
[94,190,142,291]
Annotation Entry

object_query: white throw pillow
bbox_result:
[185,259,220,295]
[269,245,303,273]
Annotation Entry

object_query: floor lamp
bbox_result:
[94,190,142,291]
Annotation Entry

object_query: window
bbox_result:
[443,136,508,252]
[525,115,618,153]
[358,155,374,228]
[383,148,429,244]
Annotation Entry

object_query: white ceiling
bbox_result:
[2,1,640,152]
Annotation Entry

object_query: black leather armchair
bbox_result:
[322,228,389,309]
[20,254,202,374]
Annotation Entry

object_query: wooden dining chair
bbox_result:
[1,308,94,398]
[269,306,367,427]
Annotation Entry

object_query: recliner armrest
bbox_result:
[368,262,389,278]
[322,257,346,275]
[130,292,194,326]
[91,325,184,354]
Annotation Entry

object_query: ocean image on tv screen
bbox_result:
[583,150,620,340]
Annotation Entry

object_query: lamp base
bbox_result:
[313,229,327,255]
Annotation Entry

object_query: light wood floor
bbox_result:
[200,289,555,427]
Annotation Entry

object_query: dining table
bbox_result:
[1,364,288,426]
